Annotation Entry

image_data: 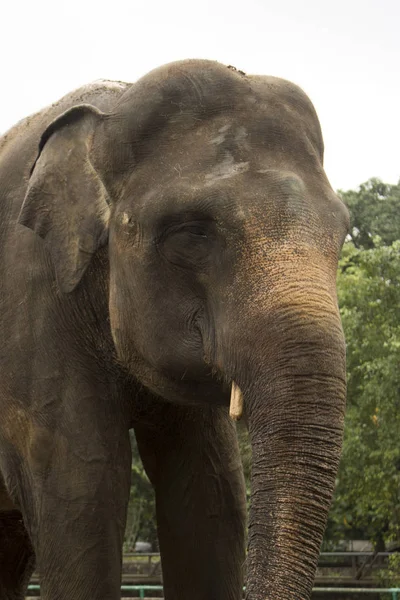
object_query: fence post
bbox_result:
[392,592,398,600]
[139,587,145,599]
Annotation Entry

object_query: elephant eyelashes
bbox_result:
[182,225,207,237]
[161,222,215,269]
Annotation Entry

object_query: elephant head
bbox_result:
[19,60,349,599]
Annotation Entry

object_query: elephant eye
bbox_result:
[160,221,215,269]
[182,224,208,238]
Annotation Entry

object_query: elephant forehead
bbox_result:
[117,111,327,219]
[157,114,313,181]
[204,153,250,185]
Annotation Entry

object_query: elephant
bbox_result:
[0,59,349,600]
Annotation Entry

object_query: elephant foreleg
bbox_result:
[134,400,247,600]
[3,417,132,600]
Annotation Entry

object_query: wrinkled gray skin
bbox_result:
[0,60,349,600]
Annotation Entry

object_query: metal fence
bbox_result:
[27,584,400,599]
[27,552,400,598]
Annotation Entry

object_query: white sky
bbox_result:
[2,0,399,191]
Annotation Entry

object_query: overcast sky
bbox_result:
[2,0,398,191]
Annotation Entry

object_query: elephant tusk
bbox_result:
[229,381,244,421]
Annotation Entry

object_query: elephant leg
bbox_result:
[134,400,247,600]
[0,510,35,600]
[3,420,132,600]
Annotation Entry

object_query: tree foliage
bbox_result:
[325,179,400,549]
[340,178,400,249]
[124,431,157,552]
[326,239,400,546]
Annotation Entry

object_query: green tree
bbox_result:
[340,178,400,249]
[326,239,400,548]
[124,431,157,552]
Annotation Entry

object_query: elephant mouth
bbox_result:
[154,372,245,419]
[146,366,233,408]
[127,338,245,412]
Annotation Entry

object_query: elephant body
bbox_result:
[0,61,349,599]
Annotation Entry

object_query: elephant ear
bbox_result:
[18,104,110,293]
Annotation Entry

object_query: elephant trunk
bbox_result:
[229,282,346,599]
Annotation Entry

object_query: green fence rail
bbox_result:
[27,584,400,599]
[313,589,400,600]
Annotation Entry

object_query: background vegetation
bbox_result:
[124,178,400,562]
